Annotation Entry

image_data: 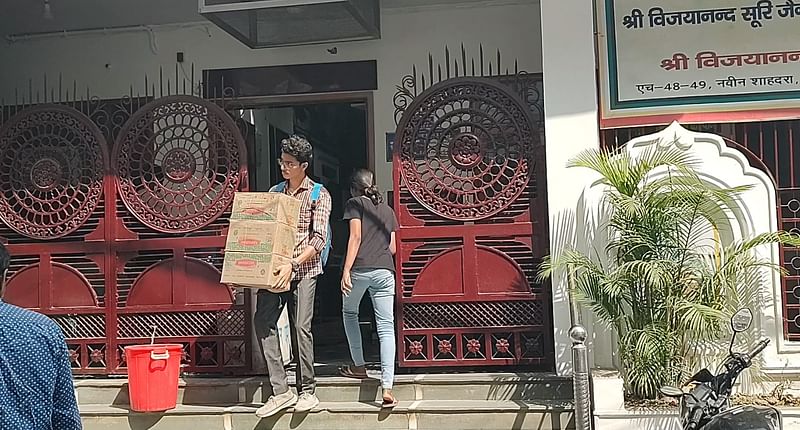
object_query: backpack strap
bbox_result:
[310,182,323,207]
[274,180,319,198]
[272,181,287,193]
[308,182,322,232]
[307,181,331,265]
[276,181,327,258]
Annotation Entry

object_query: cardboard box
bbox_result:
[225,220,296,256]
[220,252,293,291]
[223,192,300,292]
[230,192,301,228]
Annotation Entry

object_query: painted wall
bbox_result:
[0,2,543,195]
[539,0,603,375]
[537,0,800,376]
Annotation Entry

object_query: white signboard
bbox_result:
[598,0,800,127]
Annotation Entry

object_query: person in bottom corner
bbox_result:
[0,242,83,430]
[338,168,400,408]
[253,135,332,418]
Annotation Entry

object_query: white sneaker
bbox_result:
[293,392,319,412]
[255,390,298,418]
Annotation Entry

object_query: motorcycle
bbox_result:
[659,308,782,430]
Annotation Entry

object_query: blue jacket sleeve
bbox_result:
[49,327,82,430]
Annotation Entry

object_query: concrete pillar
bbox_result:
[540,0,602,376]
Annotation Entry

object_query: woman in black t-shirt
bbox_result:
[338,169,399,408]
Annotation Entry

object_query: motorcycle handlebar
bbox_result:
[747,339,770,360]
[681,339,771,429]
[686,405,704,430]
[721,338,771,394]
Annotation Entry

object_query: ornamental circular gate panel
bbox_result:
[396,78,538,221]
[113,95,246,233]
[0,105,107,239]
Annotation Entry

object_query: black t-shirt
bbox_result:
[342,196,398,272]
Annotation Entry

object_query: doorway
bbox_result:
[234,94,380,368]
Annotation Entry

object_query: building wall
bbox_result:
[0,1,543,194]
[536,0,800,375]
[539,0,603,375]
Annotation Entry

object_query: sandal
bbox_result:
[382,390,398,408]
[338,364,369,379]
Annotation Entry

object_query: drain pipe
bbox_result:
[567,268,593,430]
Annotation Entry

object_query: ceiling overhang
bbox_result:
[198,0,380,48]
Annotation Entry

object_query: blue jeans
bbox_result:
[342,268,396,389]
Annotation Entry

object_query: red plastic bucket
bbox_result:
[124,344,182,412]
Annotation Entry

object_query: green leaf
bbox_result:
[543,144,787,399]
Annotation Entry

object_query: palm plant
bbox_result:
[540,145,798,399]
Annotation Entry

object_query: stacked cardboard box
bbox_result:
[221,192,301,291]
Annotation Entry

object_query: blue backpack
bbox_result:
[273,181,332,267]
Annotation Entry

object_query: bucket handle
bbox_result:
[150,350,170,361]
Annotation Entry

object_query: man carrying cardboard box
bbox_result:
[254,135,332,418]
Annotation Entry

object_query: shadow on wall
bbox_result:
[548,175,620,375]
[549,208,576,377]
[470,373,577,427]
[485,374,574,402]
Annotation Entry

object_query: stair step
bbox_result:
[75,373,573,406]
[80,400,575,430]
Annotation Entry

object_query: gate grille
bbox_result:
[0,73,252,374]
[117,310,245,338]
[53,314,106,339]
[403,301,543,329]
[117,251,174,307]
[52,254,106,305]
[393,61,552,368]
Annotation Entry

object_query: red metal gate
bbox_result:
[603,119,800,342]
[393,72,552,368]
[0,89,251,375]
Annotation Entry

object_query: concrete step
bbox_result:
[80,399,575,430]
[75,373,573,406]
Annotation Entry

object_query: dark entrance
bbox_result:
[206,60,380,368]
[233,97,376,365]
